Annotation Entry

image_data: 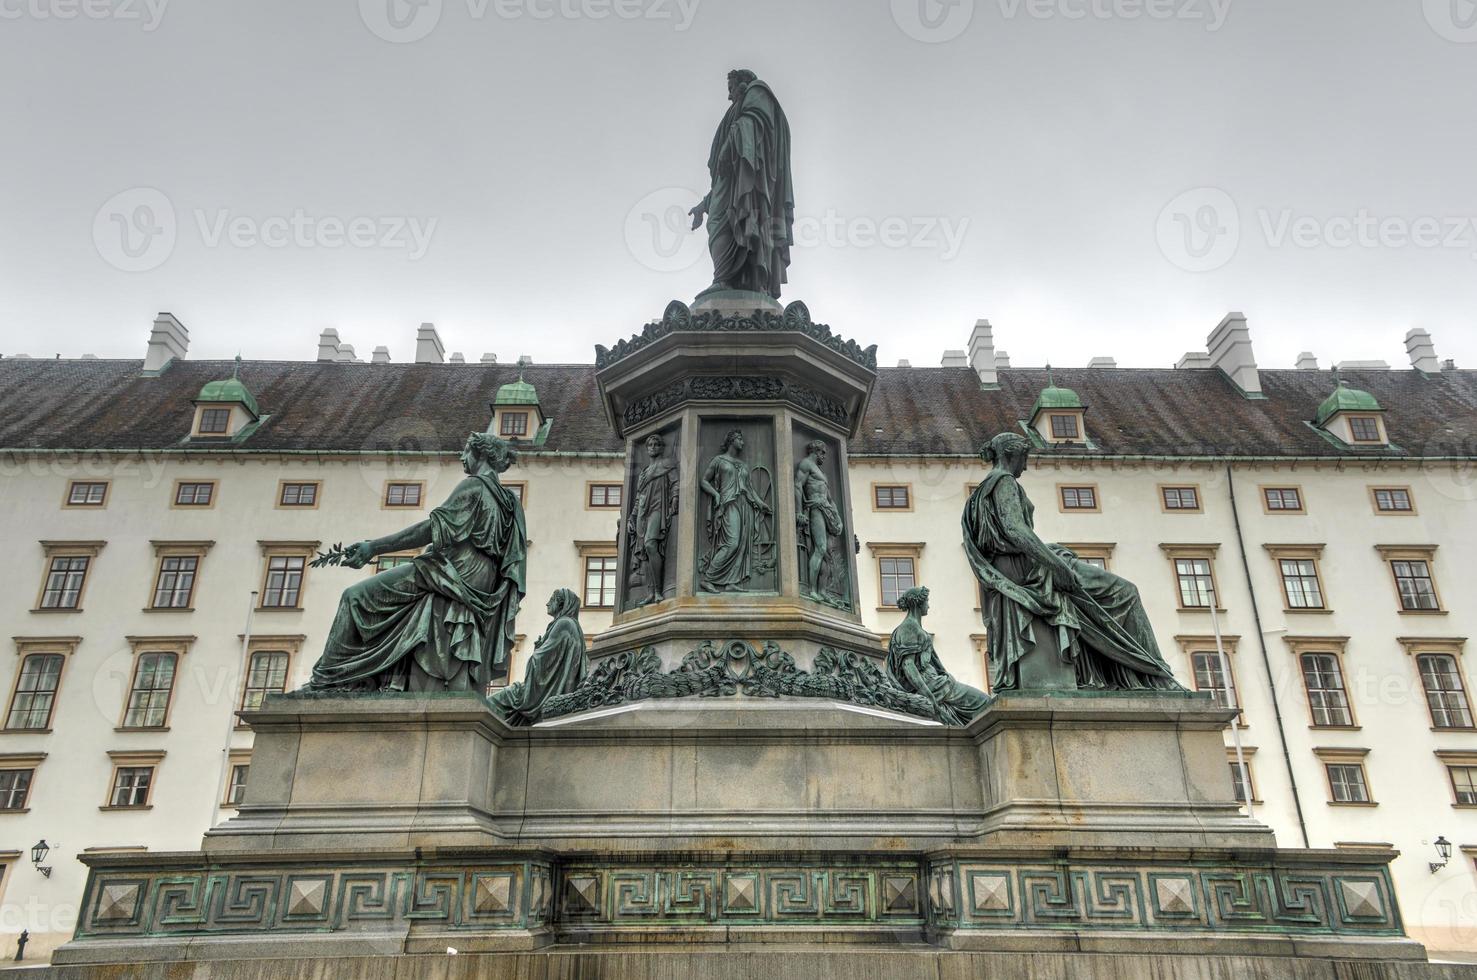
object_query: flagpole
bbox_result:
[1208,582,1251,815]
[208,589,257,831]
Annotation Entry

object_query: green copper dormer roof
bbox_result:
[195,367,260,419]
[494,377,540,407]
[1315,377,1382,427]
[1030,366,1085,418]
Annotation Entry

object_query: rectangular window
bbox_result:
[197,408,231,434]
[109,766,154,808]
[587,484,622,508]
[262,555,305,608]
[151,555,198,609]
[1263,487,1303,512]
[1175,558,1215,608]
[505,482,526,506]
[874,485,911,510]
[1349,416,1382,442]
[500,412,529,437]
[67,481,108,506]
[1373,488,1413,512]
[279,482,318,507]
[226,763,250,805]
[1081,556,1107,570]
[879,556,917,607]
[1392,560,1440,610]
[1229,761,1253,804]
[1049,414,1079,440]
[1450,766,1477,806]
[374,554,416,573]
[1162,486,1200,511]
[122,652,177,728]
[1326,763,1370,804]
[241,650,289,712]
[174,482,215,506]
[40,556,89,609]
[384,482,422,507]
[583,556,618,608]
[5,654,64,730]
[1279,558,1325,609]
[1301,653,1353,727]
[1191,651,1238,710]
[1060,486,1098,511]
[1418,654,1474,730]
[0,769,33,810]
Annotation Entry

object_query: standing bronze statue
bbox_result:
[628,432,680,606]
[886,587,991,725]
[488,588,588,726]
[963,432,1181,692]
[305,432,527,693]
[689,69,795,300]
[698,429,773,592]
[794,439,847,606]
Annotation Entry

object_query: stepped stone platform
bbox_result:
[33,692,1457,974]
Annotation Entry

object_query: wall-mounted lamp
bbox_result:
[1430,835,1453,874]
[30,840,52,879]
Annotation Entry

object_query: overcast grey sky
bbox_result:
[2,0,1474,370]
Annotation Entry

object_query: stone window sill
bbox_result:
[1309,724,1362,732]
[1177,607,1229,614]
[114,726,170,734]
[256,606,304,613]
[0,728,51,736]
[0,807,31,814]
[143,606,195,613]
[1398,609,1449,616]
[1328,801,1378,808]
[1433,726,1477,734]
[1284,608,1334,615]
[99,804,153,812]
[31,607,81,614]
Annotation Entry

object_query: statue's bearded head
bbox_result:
[727,68,757,102]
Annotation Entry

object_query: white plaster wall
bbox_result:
[0,449,1474,956]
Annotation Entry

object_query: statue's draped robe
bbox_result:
[886,618,991,726]
[309,473,527,691]
[963,470,1179,692]
[700,454,757,590]
[488,598,587,726]
[705,80,794,298]
[630,456,679,584]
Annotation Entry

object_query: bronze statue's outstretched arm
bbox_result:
[343,520,434,568]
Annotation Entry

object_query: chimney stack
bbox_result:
[967,319,996,385]
[940,349,967,368]
[1406,328,1439,373]
[143,312,189,374]
[1206,312,1261,396]
[372,346,391,364]
[995,351,1011,369]
[1175,351,1210,369]
[1087,356,1117,369]
[335,344,358,363]
[317,329,341,362]
[415,323,445,364]
[449,352,466,364]
[896,359,911,368]
[1295,352,1319,371]
[517,354,533,367]
[480,353,498,364]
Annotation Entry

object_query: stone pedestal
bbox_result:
[51,693,1429,968]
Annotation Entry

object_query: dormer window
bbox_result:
[490,376,546,444]
[1048,414,1079,440]
[191,359,262,440]
[198,408,230,435]
[499,411,530,438]
[1029,367,1089,446]
[1314,373,1387,448]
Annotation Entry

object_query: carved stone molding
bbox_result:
[622,375,850,430]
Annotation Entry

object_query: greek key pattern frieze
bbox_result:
[927,860,1402,937]
[74,862,553,940]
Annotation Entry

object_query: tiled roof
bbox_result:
[0,357,1474,459]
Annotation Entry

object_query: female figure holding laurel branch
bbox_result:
[304,432,527,693]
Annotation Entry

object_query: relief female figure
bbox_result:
[698,429,772,591]
[628,432,680,606]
